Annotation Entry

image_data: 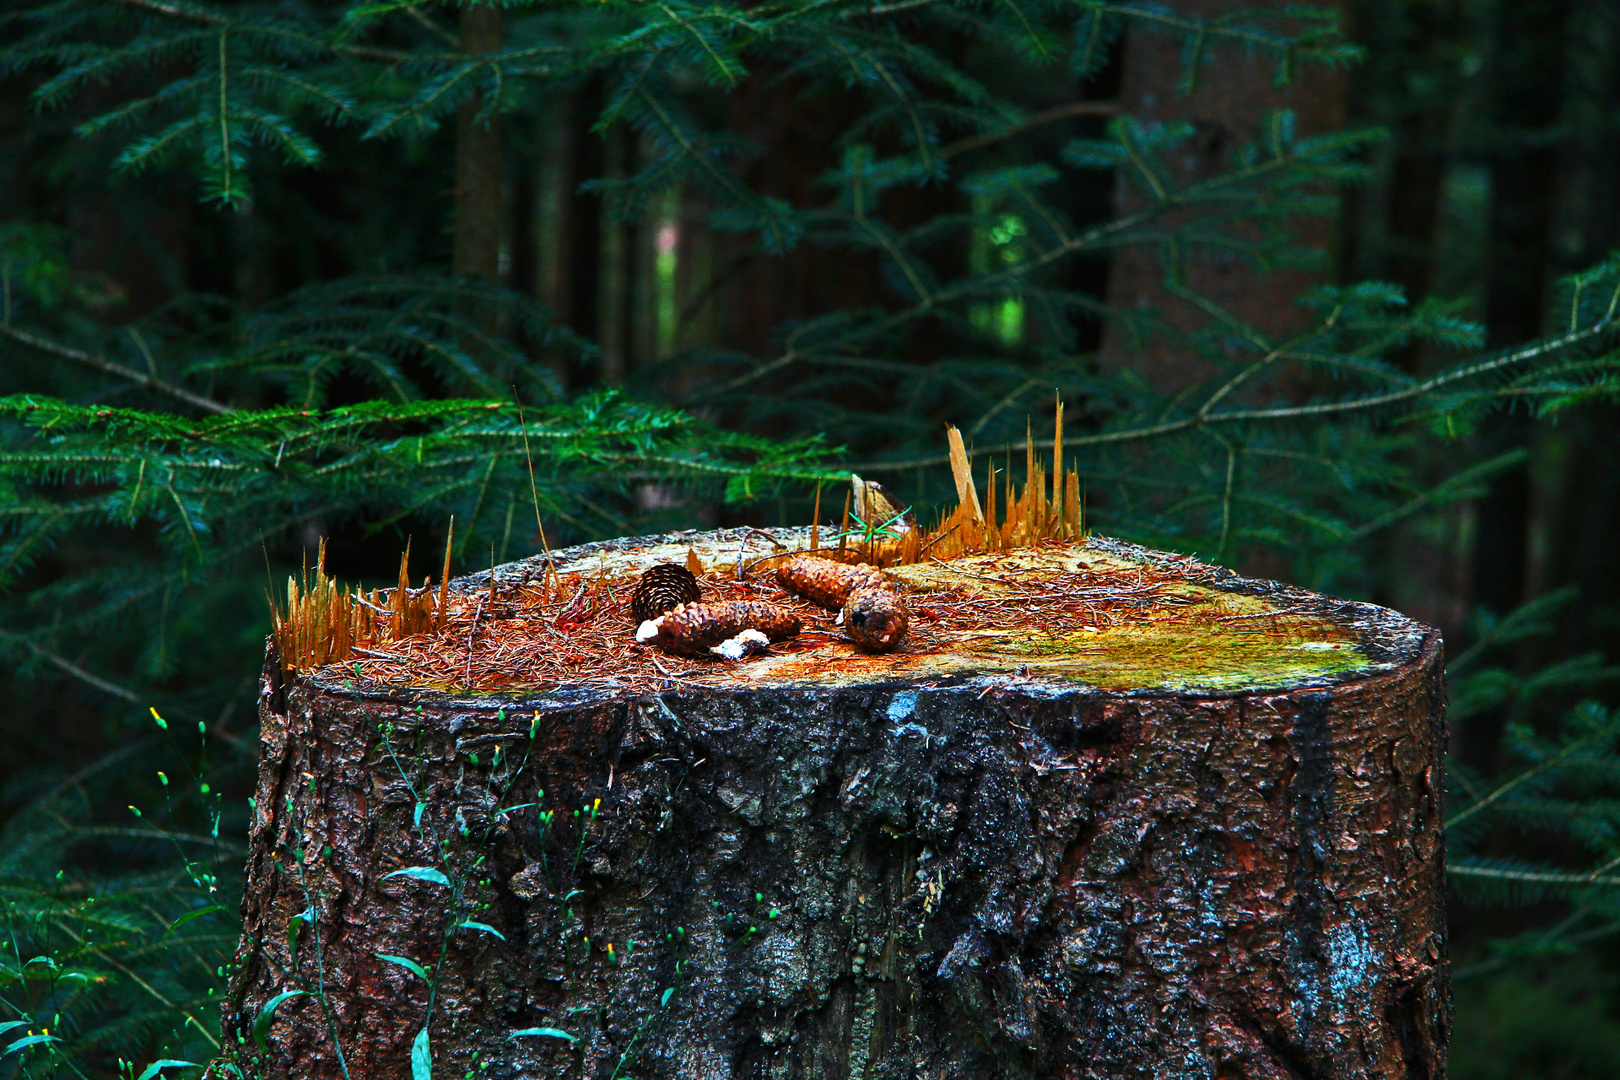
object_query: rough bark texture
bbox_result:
[217,531,1447,1080]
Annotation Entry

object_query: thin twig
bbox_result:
[1,325,233,414]
[6,634,142,702]
[465,596,486,690]
[940,100,1119,159]
[851,314,1620,473]
[647,653,699,684]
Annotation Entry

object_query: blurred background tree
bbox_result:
[2,0,1620,1076]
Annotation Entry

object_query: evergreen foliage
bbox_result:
[1,0,1619,1075]
[1,722,244,1078]
[1445,586,1620,960]
[1450,958,1620,1080]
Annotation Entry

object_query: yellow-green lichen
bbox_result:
[964,622,1365,691]
[742,543,1371,692]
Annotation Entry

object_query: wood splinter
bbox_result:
[776,555,909,652]
[636,601,802,659]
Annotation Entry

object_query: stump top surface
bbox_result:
[303,527,1432,703]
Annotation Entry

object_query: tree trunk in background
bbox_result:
[1336,0,1489,645]
[528,99,573,384]
[715,72,959,374]
[595,126,629,385]
[716,78,891,361]
[1458,0,1573,774]
[1545,0,1620,678]
[563,81,608,386]
[1099,0,1350,393]
[218,529,1448,1080]
[1340,0,1449,323]
[453,3,503,285]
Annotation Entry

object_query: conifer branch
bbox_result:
[701,127,1376,398]
[850,307,1620,472]
[1449,865,1620,889]
[0,325,234,415]
[105,0,427,63]
[2,630,142,703]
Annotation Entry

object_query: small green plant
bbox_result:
[713,893,780,947]
[504,784,689,1080]
[0,710,243,1079]
[831,507,913,551]
[339,715,705,1080]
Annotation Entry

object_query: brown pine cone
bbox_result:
[635,600,802,658]
[631,563,702,623]
[776,555,909,652]
[844,585,909,652]
[775,556,886,608]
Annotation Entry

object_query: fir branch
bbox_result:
[848,303,1620,473]
[1450,863,1620,891]
[1453,729,1610,831]
[702,119,1383,399]
[2,631,142,703]
[1,324,232,413]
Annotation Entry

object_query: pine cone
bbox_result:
[776,555,909,652]
[775,556,886,608]
[844,585,909,652]
[635,600,802,658]
[631,563,702,623]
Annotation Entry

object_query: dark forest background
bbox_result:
[4,0,1620,1076]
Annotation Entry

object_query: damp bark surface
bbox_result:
[216,529,1448,1080]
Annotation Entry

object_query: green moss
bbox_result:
[878,545,1371,692]
[968,621,1365,691]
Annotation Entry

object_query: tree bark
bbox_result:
[216,529,1447,1080]
[453,3,503,285]
[1099,0,1350,392]
[1455,0,1573,774]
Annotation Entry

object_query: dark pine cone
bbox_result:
[631,563,702,624]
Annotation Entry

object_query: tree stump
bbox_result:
[219,528,1447,1080]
